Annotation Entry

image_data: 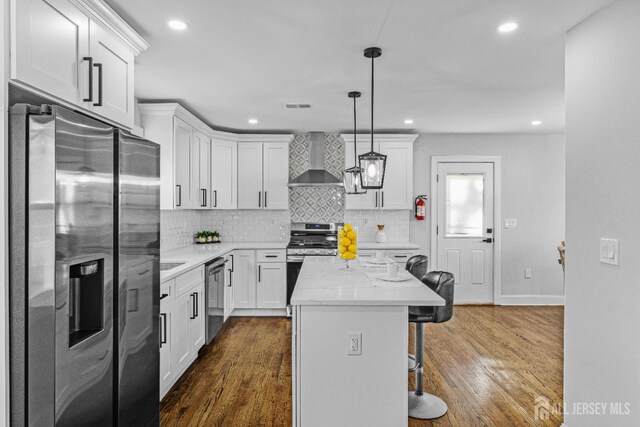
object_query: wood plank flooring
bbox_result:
[160,306,563,427]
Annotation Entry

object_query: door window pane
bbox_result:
[445,173,484,237]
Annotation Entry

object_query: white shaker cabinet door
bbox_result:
[173,117,193,209]
[262,142,289,210]
[237,143,264,209]
[192,130,211,209]
[256,262,286,309]
[379,141,413,210]
[88,20,135,128]
[188,283,206,352]
[231,250,257,309]
[11,0,90,104]
[159,309,173,396]
[211,139,238,209]
[170,292,192,377]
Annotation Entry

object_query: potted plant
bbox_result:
[195,231,206,244]
[211,231,220,243]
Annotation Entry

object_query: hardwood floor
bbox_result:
[160,306,563,427]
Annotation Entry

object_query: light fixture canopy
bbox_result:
[359,47,387,189]
[343,91,367,194]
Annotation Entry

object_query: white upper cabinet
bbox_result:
[174,117,194,209]
[237,142,264,209]
[140,103,238,210]
[10,0,148,129]
[262,142,290,209]
[211,138,237,209]
[341,134,417,210]
[87,21,135,127]
[379,140,414,210]
[193,130,211,209]
[237,136,292,210]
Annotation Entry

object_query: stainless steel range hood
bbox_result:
[288,132,343,187]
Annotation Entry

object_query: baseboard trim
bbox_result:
[498,295,565,305]
[231,308,287,317]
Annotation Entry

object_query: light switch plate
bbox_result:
[504,218,517,228]
[599,238,620,266]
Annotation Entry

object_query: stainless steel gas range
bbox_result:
[286,222,342,316]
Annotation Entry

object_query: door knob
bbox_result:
[482,238,493,243]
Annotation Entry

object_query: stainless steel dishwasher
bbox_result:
[205,257,226,344]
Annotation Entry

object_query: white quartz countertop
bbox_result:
[291,256,444,307]
[160,242,287,282]
[358,242,421,250]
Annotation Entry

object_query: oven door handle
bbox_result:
[286,256,305,263]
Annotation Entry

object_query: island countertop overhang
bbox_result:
[290,256,445,307]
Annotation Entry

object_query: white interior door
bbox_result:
[436,162,494,303]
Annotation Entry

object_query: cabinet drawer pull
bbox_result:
[265,255,278,258]
[160,293,169,300]
[93,63,103,107]
[83,56,93,102]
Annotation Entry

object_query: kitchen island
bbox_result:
[291,256,444,427]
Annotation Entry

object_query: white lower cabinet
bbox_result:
[159,269,206,399]
[230,249,287,311]
[257,262,286,308]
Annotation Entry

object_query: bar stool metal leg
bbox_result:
[408,323,448,419]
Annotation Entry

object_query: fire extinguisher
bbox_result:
[415,195,427,220]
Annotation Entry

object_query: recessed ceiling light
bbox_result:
[248,119,258,125]
[531,120,542,126]
[404,119,414,125]
[497,22,518,33]
[168,20,188,31]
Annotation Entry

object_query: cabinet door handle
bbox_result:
[230,254,234,272]
[160,313,167,346]
[258,191,261,207]
[176,185,182,207]
[381,191,384,208]
[375,192,378,208]
[160,293,169,300]
[214,190,217,208]
[201,189,207,207]
[264,191,267,208]
[190,293,196,319]
[83,57,93,102]
[93,63,103,107]
[258,265,262,282]
[195,292,199,317]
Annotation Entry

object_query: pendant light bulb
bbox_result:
[358,47,387,190]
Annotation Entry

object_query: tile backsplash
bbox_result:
[289,133,345,223]
[344,210,411,242]
[161,209,290,253]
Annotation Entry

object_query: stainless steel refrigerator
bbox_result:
[8,104,161,426]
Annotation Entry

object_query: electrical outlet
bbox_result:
[347,333,362,355]
[524,268,532,279]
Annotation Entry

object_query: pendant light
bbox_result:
[343,91,367,194]
[359,47,387,189]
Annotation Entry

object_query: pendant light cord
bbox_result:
[353,95,358,164]
[370,54,375,152]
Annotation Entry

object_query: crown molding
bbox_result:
[237,134,294,143]
[340,133,418,144]
[72,0,150,55]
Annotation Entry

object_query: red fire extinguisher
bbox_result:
[415,195,427,220]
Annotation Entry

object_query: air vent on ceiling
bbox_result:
[284,103,312,109]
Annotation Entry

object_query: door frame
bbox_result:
[430,156,502,304]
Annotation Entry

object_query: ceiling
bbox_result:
[107,0,613,134]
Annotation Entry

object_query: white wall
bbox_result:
[411,134,566,302]
[565,0,640,425]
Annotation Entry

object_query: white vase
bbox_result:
[376,229,388,243]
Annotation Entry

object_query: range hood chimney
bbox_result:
[288,132,343,187]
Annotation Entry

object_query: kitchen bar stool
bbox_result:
[405,255,429,371]
[408,271,455,420]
